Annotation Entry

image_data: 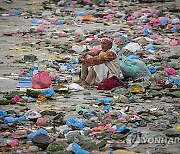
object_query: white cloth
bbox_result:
[93,64,108,83]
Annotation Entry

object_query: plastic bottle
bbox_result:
[33,63,39,75]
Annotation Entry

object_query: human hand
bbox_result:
[82,52,88,57]
[78,56,85,64]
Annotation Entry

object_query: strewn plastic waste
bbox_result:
[72,142,89,154]
[0,110,8,117]
[4,116,26,124]
[96,97,113,103]
[27,128,48,140]
[66,118,86,130]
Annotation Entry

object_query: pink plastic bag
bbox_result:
[32,71,52,89]
[36,24,47,33]
[36,117,49,126]
[164,67,176,75]
[11,95,22,103]
[169,39,180,46]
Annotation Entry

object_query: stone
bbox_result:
[32,134,51,150]
[167,62,180,69]
[137,37,148,46]
[163,129,180,137]
[24,54,38,62]
[0,124,10,131]
[52,112,65,125]
[115,94,128,103]
[54,139,69,148]
[47,143,67,153]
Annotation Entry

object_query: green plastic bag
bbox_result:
[120,55,151,79]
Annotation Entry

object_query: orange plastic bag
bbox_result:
[32,71,52,89]
[82,15,97,22]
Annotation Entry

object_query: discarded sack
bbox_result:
[32,71,52,89]
[120,55,151,80]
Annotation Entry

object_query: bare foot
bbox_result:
[75,78,84,83]
[79,81,89,87]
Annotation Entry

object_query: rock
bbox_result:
[108,143,127,150]
[137,37,148,45]
[167,62,180,69]
[96,140,107,149]
[0,138,6,147]
[111,133,125,140]
[47,143,67,153]
[52,112,65,125]
[32,134,51,150]
[28,145,39,152]
[163,129,180,137]
[24,54,38,62]
[104,149,136,154]
[115,94,128,103]
[54,139,69,148]
[168,54,180,59]
[139,120,147,127]
[40,110,57,116]
[0,124,10,131]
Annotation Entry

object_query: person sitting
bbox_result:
[78,37,120,86]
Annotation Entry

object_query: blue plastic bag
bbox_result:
[109,149,115,154]
[146,44,155,51]
[71,58,78,64]
[86,109,95,115]
[171,26,178,33]
[0,110,7,117]
[84,5,90,10]
[129,129,139,133]
[96,97,113,103]
[160,20,167,25]
[103,104,111,112]
[42,88,56,97]
[72,142,89,154]
[168,77,180,86]
[128,55,138,60]
[56,20,65,25]
[10,10,20,15]
[64,63,74,70]
[77,12,86,16]
[116,124,129,133]
[27,128,48,140]
[16,77,32,89]
[66,118,86,130]
[4,116,26,124]
[32,18,41,24]
[148,66,156,74]
[65,1,72,6]
[143,28,151,35]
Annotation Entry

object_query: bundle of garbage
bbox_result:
[120,55,151,80]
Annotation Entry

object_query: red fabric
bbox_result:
[97,76,128,90]
[32,71,52,89]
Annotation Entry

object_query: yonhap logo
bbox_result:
[126,133,180,148]
[126,133,141,148]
